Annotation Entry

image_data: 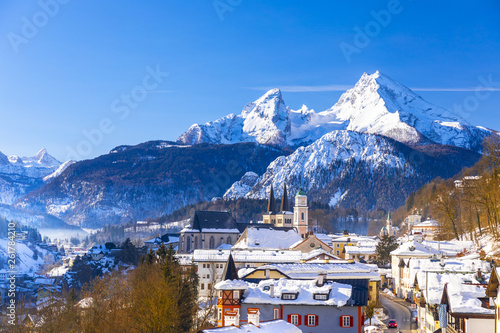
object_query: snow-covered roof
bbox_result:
[201,320,301,333]
[233,227,302,250]
[390,240,441,257]
[257,262,379,280]
[409,257,490,290]
[421,240,475,256]
[215,279,249,291]
[344,245,376,255]
[302,248,341,261]
[192,249,302,263]
[242,278,352,307]
[413,219,438,228]
[446,283,494,315]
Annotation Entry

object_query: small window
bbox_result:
[203,264,206,268]
[290,314,299,325]
[207,264,210,268]
[263,286,270,291]
[307,315,316,326]
[282,293,298,300]
[336,250,340,255]
[273,308,280,319]
[201,283,204,290]
[233,290,240,299]
[341,315,352,328]
[208,283,211,290]
[218,308,222,321]
[313,293,328,300]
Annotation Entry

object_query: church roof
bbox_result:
[191,211,238,232]
[296,189,306,196]
[222,253,239,281]
[267,184,276,213]
[280,183,290,212]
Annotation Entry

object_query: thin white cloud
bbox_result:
[250,85,500,93]
[411,87,500,92]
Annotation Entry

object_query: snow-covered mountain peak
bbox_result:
[178,72,492,151]
[321,71,488,149]
[242,88,286,119]
[30,148,60,167]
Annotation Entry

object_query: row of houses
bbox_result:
[389,237,499,332]
[196,251,379,333]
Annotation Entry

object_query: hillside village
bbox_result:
[2,185,499,333]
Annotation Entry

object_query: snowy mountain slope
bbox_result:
[178,72,493,152]
[16,141,287,227]
[0,148,63,205]
[0,238,49,273]
[43,160,76,182]
[224,130,480,210]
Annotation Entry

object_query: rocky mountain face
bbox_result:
[224,131,480,210]
[16,141,287,228]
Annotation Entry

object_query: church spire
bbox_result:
[222,253,238,280]
[280,183,289,212]
[267,184,276,213]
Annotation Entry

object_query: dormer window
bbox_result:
[313,293,329,300]
[281,293,298,300]
[233,290,240,299]
[263,286,270,291]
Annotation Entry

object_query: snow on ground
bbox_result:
[0,239,49,273]
[201,320,301,333]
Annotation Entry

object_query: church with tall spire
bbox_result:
[262,183,293,227]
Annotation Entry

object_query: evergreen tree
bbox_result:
[375,235,398,266]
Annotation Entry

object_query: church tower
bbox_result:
[293,189,309,237]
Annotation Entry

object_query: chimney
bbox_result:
[270,284,275,298]
[317,273,326,287]
[247,309,260,327]
[477,268,482,280]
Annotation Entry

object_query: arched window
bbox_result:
[209,236,215,249]
[226,236,232,245]
[186,236,191,252]
[301,212,305,221]
[194,236,198,250]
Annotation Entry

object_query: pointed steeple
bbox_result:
[267,184,276,213]
[280,183,289,212]
[222,253,238,281]
[387,210,392,226]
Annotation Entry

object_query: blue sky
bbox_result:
[0,0,499,161]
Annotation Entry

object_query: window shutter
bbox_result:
[287,314,291,323]
[349,315,354,328]
[315,314,319,327]
[340,316,343,327]
[298,315,302,326]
